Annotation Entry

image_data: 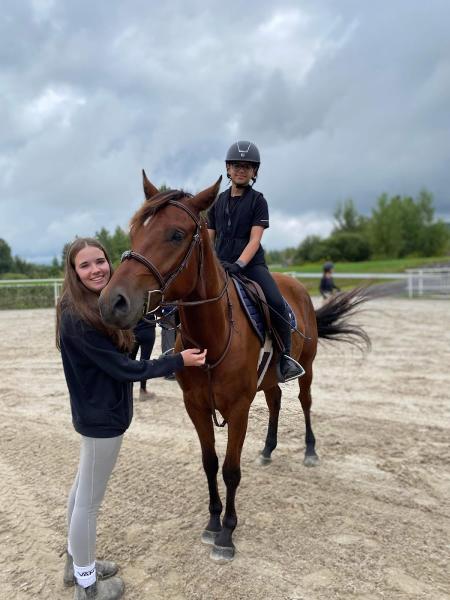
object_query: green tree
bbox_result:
[111,226,130,264]
[327,232,371,262]
[369,194,405,258]
[419,222,450,256]
[61,241,71,267]
[0,239,13,273]
[48,257,61,277]
[294,235,324,263]
[368,189,448,258]
[95,228,114,259]
[333,198,363,233]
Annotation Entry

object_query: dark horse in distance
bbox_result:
[99,173,370,562]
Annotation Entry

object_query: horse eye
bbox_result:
[171,230,185,243]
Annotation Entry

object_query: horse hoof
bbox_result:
[304,454,319,467]
[210,544,235,563]
[201,530,219,545]
[257,454,272,466]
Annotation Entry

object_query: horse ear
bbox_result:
[189,176,222,212]
[142,169,159,201]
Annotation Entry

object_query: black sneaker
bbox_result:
[277,355,305,383]
[74,576,124,599]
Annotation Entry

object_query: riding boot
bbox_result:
[74,577,124,600]
[63,552,118,587]
[275,313,305,383]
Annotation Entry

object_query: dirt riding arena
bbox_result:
[0,297,449,600]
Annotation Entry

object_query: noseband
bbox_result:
[121,200,204,313]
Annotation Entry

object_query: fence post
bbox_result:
[408,273,413,298]
[418,270,424,296]
[54,281,59,306]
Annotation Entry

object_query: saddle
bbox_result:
[231,274,297,346]
[231,274,297,385]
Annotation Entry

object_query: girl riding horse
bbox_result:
[207,141,303,382]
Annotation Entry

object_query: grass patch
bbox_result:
[272,256,449,274]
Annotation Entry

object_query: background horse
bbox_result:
[99,173,370,562]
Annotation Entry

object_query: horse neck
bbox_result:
[178,226,230,347]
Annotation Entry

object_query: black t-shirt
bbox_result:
[207,186,269,266]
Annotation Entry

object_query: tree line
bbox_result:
[0,225,131,278]
[266,189,450,265]
[1,188,449,277]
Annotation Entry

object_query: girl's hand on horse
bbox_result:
[181,348,207,367]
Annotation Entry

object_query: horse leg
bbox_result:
[210,409,249,563]
[185,404,223,545]
[299,366,319,467]
[259,385,282,466]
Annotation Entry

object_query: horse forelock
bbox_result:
[130,189,193,231]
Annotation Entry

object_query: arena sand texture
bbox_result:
[0,298,449,600]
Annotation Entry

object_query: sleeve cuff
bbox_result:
[173,353,185,371]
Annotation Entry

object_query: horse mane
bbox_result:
[130,189,193,231]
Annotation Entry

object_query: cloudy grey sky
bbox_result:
[2,0,450,262]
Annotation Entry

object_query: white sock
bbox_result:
[73,561,96,588]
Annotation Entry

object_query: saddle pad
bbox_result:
[232,277,297,346]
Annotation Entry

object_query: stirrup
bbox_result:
[277,355,305,383]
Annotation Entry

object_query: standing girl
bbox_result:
[56,238,206,600]
[207,140,303,382]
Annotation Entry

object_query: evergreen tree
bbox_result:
[95,227,114,259]
[111,226,130,264]
[0,239,13,273]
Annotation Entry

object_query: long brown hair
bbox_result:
[56,238,134,351]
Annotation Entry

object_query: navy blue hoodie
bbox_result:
[59,311,184,438]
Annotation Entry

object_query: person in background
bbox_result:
[56,237,206,600]
[319,261,341,299]
[131,314,157,398]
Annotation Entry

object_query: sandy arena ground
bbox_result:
[0,298,449,600]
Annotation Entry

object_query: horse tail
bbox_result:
[315,288,371,351]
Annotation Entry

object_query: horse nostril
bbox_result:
[112,293,130,315]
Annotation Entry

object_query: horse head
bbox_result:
[99,170,222,329]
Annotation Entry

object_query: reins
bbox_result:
[174,283,234,428]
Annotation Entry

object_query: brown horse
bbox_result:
[99,173,370,562]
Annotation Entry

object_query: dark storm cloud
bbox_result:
[1,0,449,260]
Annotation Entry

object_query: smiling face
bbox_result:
[226,161,257,187]
[74,245,111,293]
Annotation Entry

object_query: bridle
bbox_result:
[121,200,206,314]
[120,197,232,427]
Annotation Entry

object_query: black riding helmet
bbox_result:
[323,261,334,272]
[225,140,260,182]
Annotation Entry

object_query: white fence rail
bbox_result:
[405,268,450,297]
[285,268,450,298]
[0,278,63,306]
[0,269,449,306]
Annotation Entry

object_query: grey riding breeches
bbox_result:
[67,434,123,566]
